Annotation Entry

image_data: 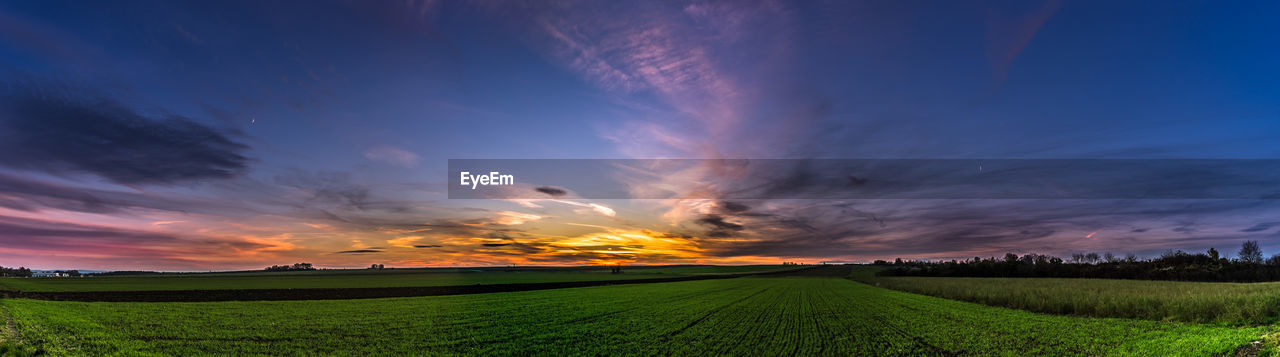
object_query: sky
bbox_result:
[0,0,1278,270]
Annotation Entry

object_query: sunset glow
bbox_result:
[1,1,1278,271]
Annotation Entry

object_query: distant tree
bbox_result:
[1267,254,1280,266]
[1239,241,1263,264]
[265,263,317,272]
[1034,254,1050,265]
[1208,247,1220,260]
[1071,253,1085,263]
[1104,252,1116,263]
[0,266,33,277]
[1004,253,1019,264]
[1019,254,1037,265]
[878,249,1280,282]
[1085,252,1100,264]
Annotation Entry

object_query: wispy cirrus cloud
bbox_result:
[983,0,1062,91]
[517,1,803,157]
[364,145,421,168]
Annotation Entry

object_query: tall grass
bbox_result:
[849,266,1280,325]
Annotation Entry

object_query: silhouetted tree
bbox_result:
[265,263,317,272]
[1208,247,1220,260]
[0,266,32,277]
[1071,253,1085,263]
[1240,241,1263,264]
[878,249,1280,282]
[1085,252,1100,264]
[1267,254,1280,266]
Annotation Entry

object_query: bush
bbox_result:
[879,242,1280,282]
[264,263,316,272]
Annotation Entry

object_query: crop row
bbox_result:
[0,266,795,293]
[851,265,1280,325]
[2,276,1265,355]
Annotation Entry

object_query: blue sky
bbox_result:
[0,0,1277,270]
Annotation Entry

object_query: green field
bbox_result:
[0,265,791,292]
[851,266,1280,325]
[1,274,1269,356]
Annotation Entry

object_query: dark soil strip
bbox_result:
[0,266,833,303]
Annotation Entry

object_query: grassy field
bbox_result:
[850,266,1280,325]
[0,265,791,292]
[1,275,1268,356]
[625,265,795,275]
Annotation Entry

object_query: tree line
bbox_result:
[264,263,316,272]
[877,240,1280,282]
[0,266,33,277]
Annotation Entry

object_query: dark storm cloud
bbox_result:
[535,186,567,197]
[697,215,743,230]
[0,84,250,185]
[695,214,746,239]
[719,201,751,213]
